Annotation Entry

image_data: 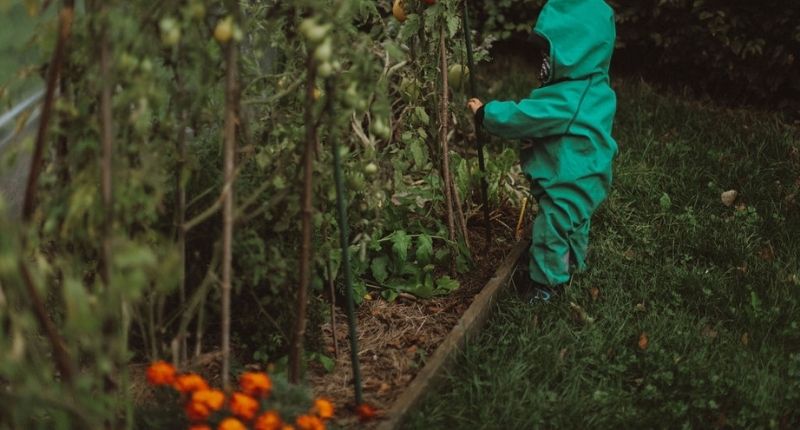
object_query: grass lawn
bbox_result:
[405,57,800,428]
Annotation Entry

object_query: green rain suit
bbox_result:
[482,0,617,286]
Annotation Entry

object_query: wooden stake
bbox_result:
[220,28,239,392]
[289,54,318,384]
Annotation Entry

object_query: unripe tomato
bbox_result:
[214,17,234,43]
[364,162,379,175]
[313,38,333,63]
[159,17,181,46]
[392,0,407,22]
[299,18,330,44]
[370,118,391,140]
[448,64,469,89]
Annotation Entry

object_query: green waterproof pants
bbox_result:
[528,190,591,286]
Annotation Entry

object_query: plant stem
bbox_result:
[221,30,239,393]
[18,260,74,384]
[438,26,457,274]
[98,3,113,290]
[22,0,74,221]
[327,79,363,405]
[289,53,318,384]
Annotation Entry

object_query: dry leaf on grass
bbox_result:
[638,332,649,350]
[721,189,738,207]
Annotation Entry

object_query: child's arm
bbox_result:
[472,82,588,140]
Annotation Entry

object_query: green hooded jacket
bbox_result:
[482,0,617,285]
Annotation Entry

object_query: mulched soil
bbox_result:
[309,205,523,427]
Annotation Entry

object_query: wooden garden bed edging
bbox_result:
[376,237,531,430]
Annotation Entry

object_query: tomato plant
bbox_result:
[0,0,509,427]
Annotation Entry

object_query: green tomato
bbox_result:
[313,38,333,63]
[448,64,470,90]
[299,18,330,44]
[188,2,205,20]
[364,162,379,175]
[162,27,181,47]
[317,62,333,78]
[370,118,391,140]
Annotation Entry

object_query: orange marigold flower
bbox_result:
[312,398,334,420]
[174,373,210,393]
[146,361,176,386]
[356,403,378,422]
[192,389,226,412]
[189,426,212,430]
[230,392,260,420]
[218,418,247,430]
[185,400,211,422]
[281,426,295,430]
[254,410,283,430]
[239,371,272,397]
[295,414,325,430]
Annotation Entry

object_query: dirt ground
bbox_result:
[309,206,522,427]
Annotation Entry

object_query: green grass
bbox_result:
[405,64,800,428]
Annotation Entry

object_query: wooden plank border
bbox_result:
[376,237,531,430]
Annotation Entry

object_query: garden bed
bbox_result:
[309,205,529,428]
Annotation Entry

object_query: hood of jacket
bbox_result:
[533,0,616,83]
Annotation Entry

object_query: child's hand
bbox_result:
[467,98,483,114]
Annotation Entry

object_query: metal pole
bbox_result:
[327,80,363,405]
[462,0,492,245]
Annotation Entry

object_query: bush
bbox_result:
[473,0,800,107]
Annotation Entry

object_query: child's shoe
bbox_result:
[510,264,561,303]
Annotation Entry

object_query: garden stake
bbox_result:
[220,0,242,391]
[327,80,364,405]
[461,0,492,246]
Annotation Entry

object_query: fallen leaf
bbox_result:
[741,332,750,346]
[701,325,718,340]
[759,244,776,261]
[721,190,738,207]
[569,302,595,324]
[590,287,600,302]
[623,248,636,260]
[638,332,649,350]
[635,302,646,312]
[559,348,568,362]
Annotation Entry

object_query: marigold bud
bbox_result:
[173,373,210,393]
[218,417,247,430]
[192,389,225,412]
[295,414,325,430]
[312,398,334,420]
[254,410,283,430]
[230,392,260,420]
[185,400,211,422]
[146,361,176,386]
[239,371,272,397]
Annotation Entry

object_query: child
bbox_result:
[468,0,617,300]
